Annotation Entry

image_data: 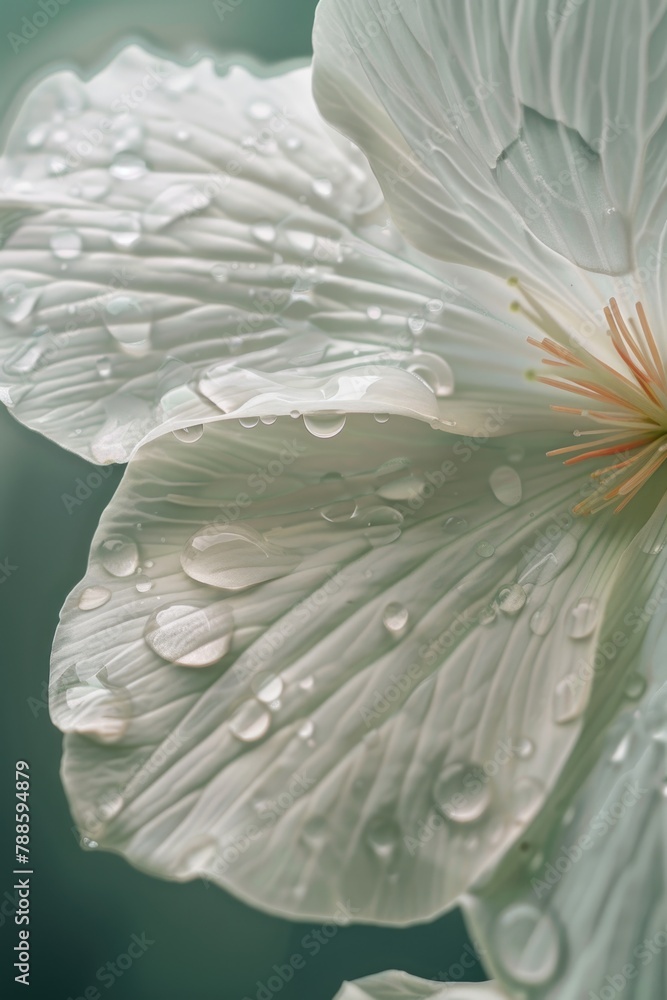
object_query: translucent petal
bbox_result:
[50,414,660,924]
[332,970,506,999]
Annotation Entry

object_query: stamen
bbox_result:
[519,287,667,514]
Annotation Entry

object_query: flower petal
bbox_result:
[313,0,667,278]
[331,970,505,999]
[50,413,659,924]
[460,498,667,997]
[0,47,549,462]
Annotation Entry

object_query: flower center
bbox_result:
[515,284,667,514]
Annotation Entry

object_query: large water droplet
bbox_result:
[360,505,403,547]
[433,761,491,823]
[624,673,646,700]
[103,295,151,355]
[498,583,527,616]
[382,602,409,636]
[553,673,589,723]
[50,228,82,260]
[489,466,522,507]
[493,903,560,985]
[99,535,139,577]
[567,597,598,638]
[144,603,233,666]
[181,524,292,590]
[78,586,111,611]
[251,222,276,244]
[59,682,131,744]
[110,151,147,180]
[229,700,271,742]
[303,413,346,439]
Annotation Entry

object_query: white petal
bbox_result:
[463,500,667,997]
[0,47,551,462]
[332,970,506,999]
[50,414,659,924]
[313,0,667,279]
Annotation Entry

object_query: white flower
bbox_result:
[0,15,664,996]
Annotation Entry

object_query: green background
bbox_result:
[0,0,483,997]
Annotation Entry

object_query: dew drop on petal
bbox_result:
[567,597,598,638]
[366,306,382,321]
[312,178,333,199]
[251,222,276,244]
[624,673,646,700]
[247,100,274,121]
[476,540,495,559]
[321,499,356,522]
[96,357,112,379]
[297,719,315,740]
[553,673,589,723]
[366,816,401,859]
[99,535,139,577]
[382,602,409,636]
[109,213,142,249]
[181,523,291,590]
[443,516,467,534]
[50,228,82,260]
[493,903,560,986]
[530,603,555,636]
[110,151,147,180]
[144,603,233,666]
[229,700,271,742]
[239,416,259,428]
[433,761,490,823]
[135,575,153,593]
[301,815,328,846]
[172,424,204,444]
[498,583,527,615]
[303,413,346,439]
[489,466,523,506]
[78,586,111,611]
[251,672,284,704]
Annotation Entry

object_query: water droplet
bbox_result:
[366,306,382,321]
[287,230,316,253]
[135,576,153,593]
[624,673,646,700]
[175,127,190,142]
[109,213,142,249]
[50,228,82,260]
[373,413,390,423]
[321,499,357,522]
[3,340,46,376]
[512,777,544,823]
[181,523,292,590]
[443,516,467,534]
[78,586,111,611]
[433,761,491,823]
[144,603,233,666]
[366,816,401,859]
[476,540,495,559]
[299,676,314,692]
[376,475,426,502]
[360,505,403,546]
[610,731,632,765]
[103,295,151,354]
[530,603,555,636]
[81,837,99,851]
[493,903,560,985]
[248,100,274,121]
[239,416,259,428]
[251,672,284,704]
[229,700,271,742]
[489,466,523,507]
[382,602,409,636]
[312,178,333,199]
[99,535,139,577]
[406,355,455,397]
[553,673,589,724]
[285,135,302,151]
[303,413,346,439]
[26,124,48,149]
[426,298,444,315]
[143,184,211,230]
[297,719,315,740]
[408,313,426,335]
[252,222,276,244]
[110,151,147,180]
[59,682,131,744]
[515,737,534,759]
[1,282,40,325]
[498,583,527,616]
[567,597,598,638]
[172,425,204,444]
[260,415,277,425]
[96,357,112,379]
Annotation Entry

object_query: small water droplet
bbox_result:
[373,413,390,423]
[567,597,598,638]
[360,505,403,546]
[109,213,142,249]
[103,295,151,354]
[443,516,467,534]
[285,135,302,151]
[376,475,426,502]
[476,540,495,559]
[433,761,491,823]
[78,586,111,611]
[297,719,315,740]
[321,499,357,522]
[611,731,632,765]
[110,151,147,180]
[366,306,382,321]
[50,228,82,260]
[489,466,523,507]
[299,676,314,692]
[252,222,276,244]
[301,815,327,846]
[515,737,534,759]
[3,340,46,376]
[175,127,190,142]
[172,425,204,444]
[99,535,139,577]
[230,700,271,742]
[493,903,560,986]
[366,816,401,859]
[81,837,99,851]
[406,355,455,397]
[498,583,527,616]
[239,416,259,428]
[247,100,274,121]
[382,602,409,636]
[26,124,48,149]
[408,313,426,335]
[1,282,40,325]
[312,178,333,199]
[96,357,112,379]
[144,603,234,667]
[553,673,589,723]
[251,672,284,704]
[135,576,153,593]
[624,673,646,700]
[530,604,555,636]
[303,413,346,439]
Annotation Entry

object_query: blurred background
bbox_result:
[0,0,484,996]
